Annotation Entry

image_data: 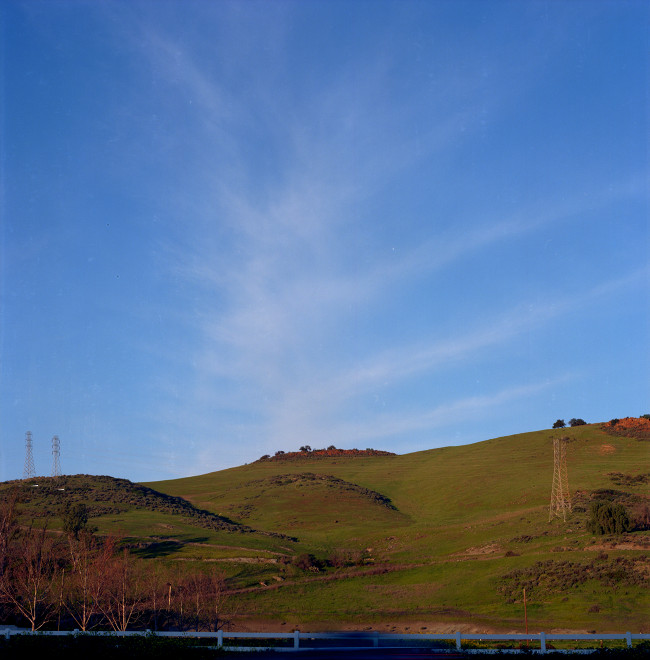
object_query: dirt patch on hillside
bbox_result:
[218,557,279,564]
[454,543,503,557]
[586,539,650,551]
[229,616,489,634]
[601,417,650,440]
[598,443,616,455]
[227,616,591,635]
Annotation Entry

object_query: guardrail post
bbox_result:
[456,631,462,651]
[217,629,223,648]
[373,632,379,648]
[294,630,300,649]
[626,632,632,648]
[4,629,10,640]
[540,632,546,653]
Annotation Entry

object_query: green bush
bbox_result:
[587,501,632,536]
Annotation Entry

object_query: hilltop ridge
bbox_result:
[256,447,396,462]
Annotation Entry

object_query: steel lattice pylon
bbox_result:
[23,431,35,480]
[52,435,61,478]
[549,436,572,521]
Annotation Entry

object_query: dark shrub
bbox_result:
[62,502,90,538]
[293,553,322,571]
[587,501,632,535]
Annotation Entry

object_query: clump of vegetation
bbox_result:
[498,556,649,602]
[572,488,649,531]
[257,447,396,461]
[552,418,587,428]
[601,417,650,440]
[247,473,397,510]
[587,501,632,536]
[292,553,324,571]
[510,534,537,543]
[62,502,95,539]
[608,472,650,487]
[326,548,371,568]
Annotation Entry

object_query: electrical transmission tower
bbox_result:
[549,436,572,521]
[52,435,61,478]
[23,431,35,479]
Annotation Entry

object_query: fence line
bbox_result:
[2,628,649,653]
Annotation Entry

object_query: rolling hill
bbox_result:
[143,420,649,632]
[4,420,649,633]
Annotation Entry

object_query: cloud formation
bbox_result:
[2,2,647,481]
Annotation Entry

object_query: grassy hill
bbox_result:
[1,473,295,557]
[4,421,649,632]
[143,421,649,632]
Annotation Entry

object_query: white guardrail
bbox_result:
[2,628,649,653]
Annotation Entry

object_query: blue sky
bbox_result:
[1,0,648,482]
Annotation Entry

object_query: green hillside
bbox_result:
[145,422,649,632]
[4,421,648,633]
[1,473,295,557]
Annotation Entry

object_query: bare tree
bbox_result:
[176,567,228,632]
[95,543,144,631]
[186,571,207,632]
[64,531,105,631]
[171,575,189,631]
[0,522,59,631]
[0,489,19,579]
[207,568,229,631]
[142,561,168,631]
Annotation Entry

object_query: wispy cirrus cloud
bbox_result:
[131,15,648,473]
[314,378,572,447]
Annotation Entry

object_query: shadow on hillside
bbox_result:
[133,537,209,558]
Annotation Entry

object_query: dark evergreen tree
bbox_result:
[587,501,631,535]
[63,503,89,539]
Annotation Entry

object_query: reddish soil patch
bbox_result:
[601,417,650,440]
[258,448,396,462]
